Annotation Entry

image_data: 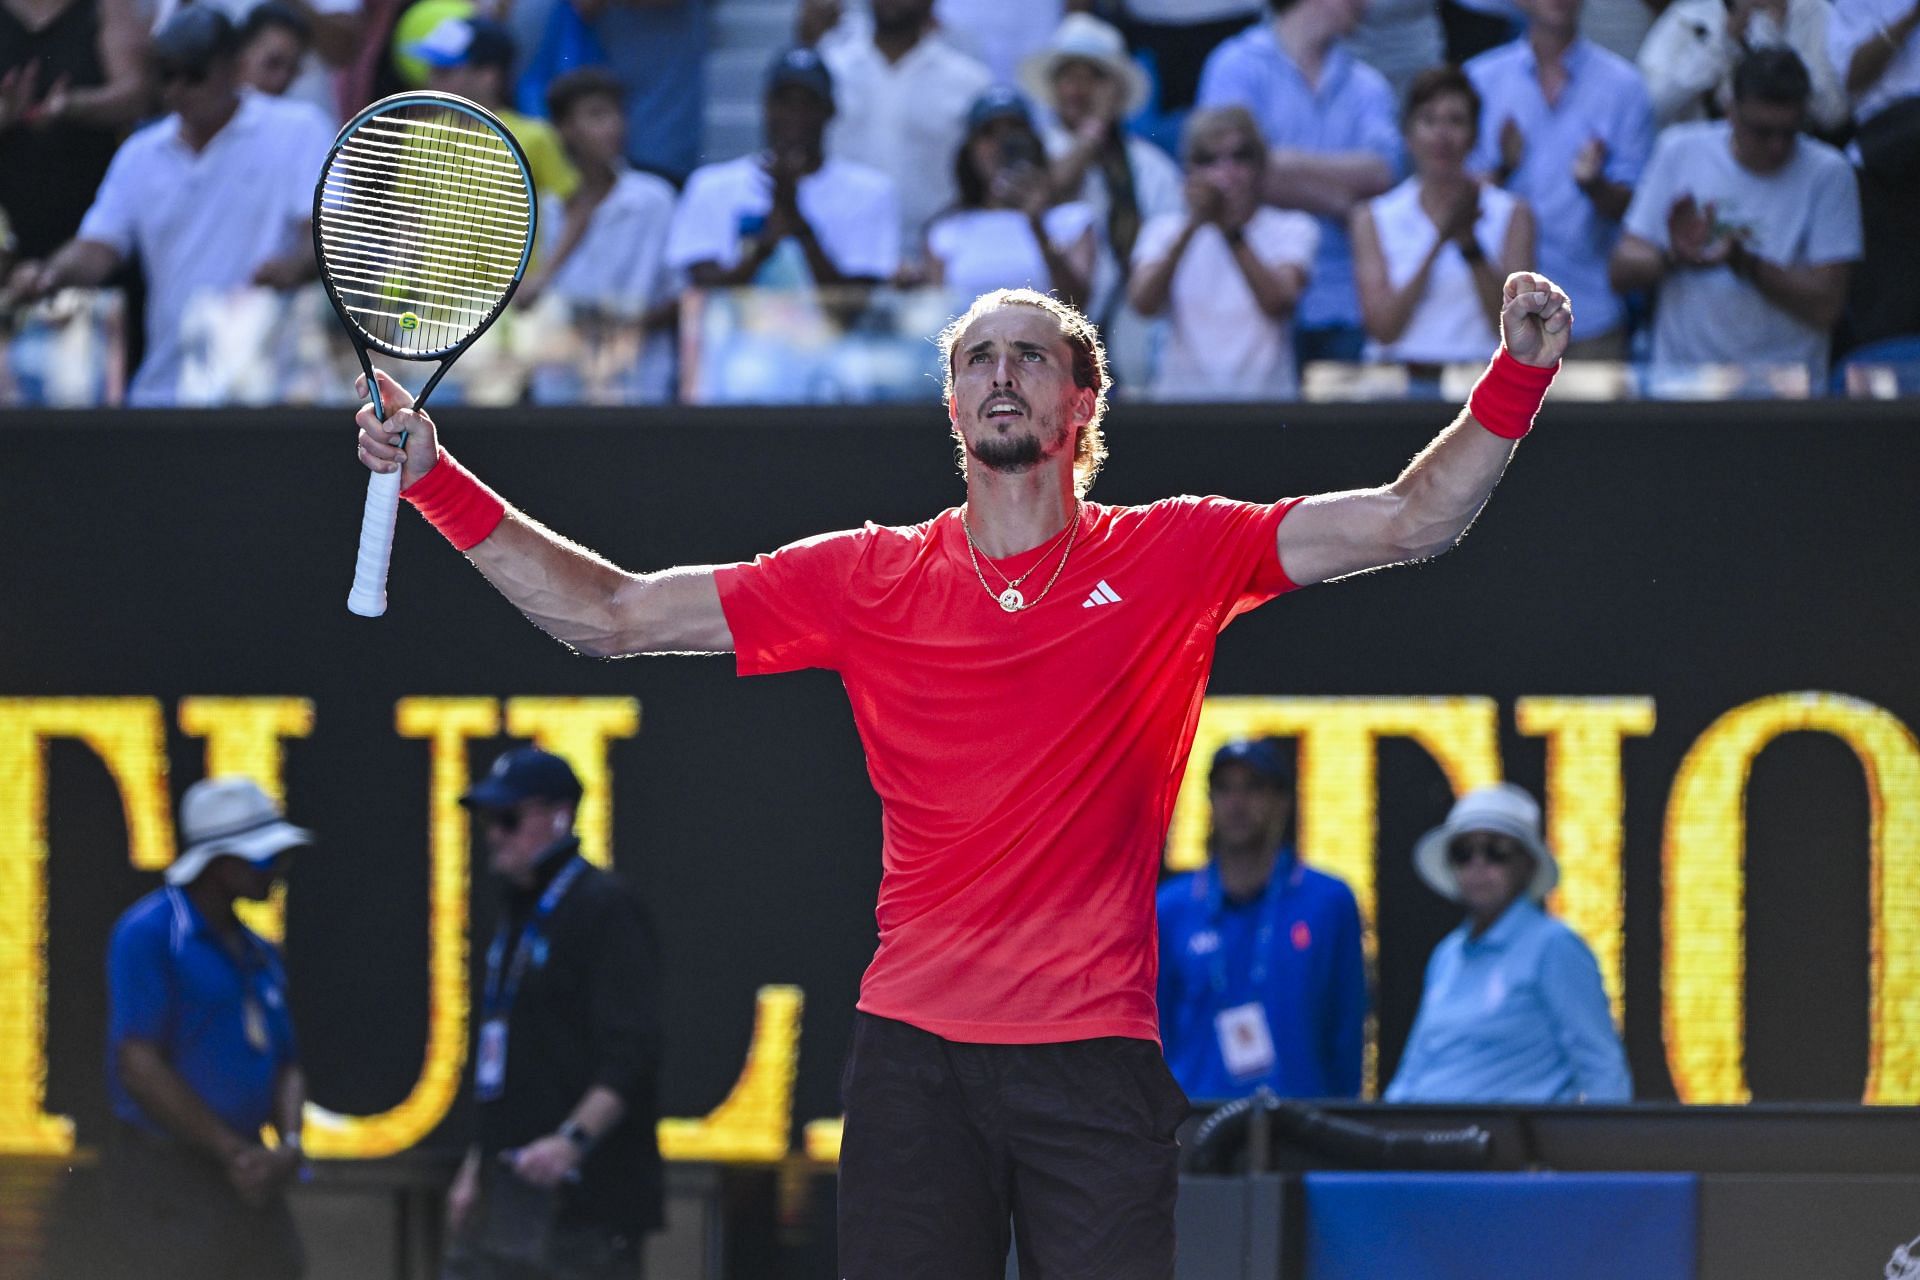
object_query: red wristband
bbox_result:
[401,449,507,551]
[1467,348,1559,440]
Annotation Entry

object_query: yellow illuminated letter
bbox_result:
[177,698,315,941]
[658,986,803,1163]
[503,698,641,868]
[1517,697,1656,1024]
[0,699,174,1155]
[305,698,498,1158]
[1663,693,1920,1104]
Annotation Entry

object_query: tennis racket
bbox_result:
[313,91,537,618]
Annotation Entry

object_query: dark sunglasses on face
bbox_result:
[1191,145,1261,168]
[1447,836,1524,868]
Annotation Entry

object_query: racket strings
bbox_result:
[317,102,532,356]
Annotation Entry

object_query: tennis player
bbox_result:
[355,272,1572,1280]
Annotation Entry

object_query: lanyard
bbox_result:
[483,856,586,1020]
[1203,853,1299,999]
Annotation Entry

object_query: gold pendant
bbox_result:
[998,587,1025,612]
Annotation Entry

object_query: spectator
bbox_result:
[574,0,704,184]
[1158,740,1367,1101]
[1196,0,1401,367]
[442,748,663,1280]
[666,48,900,291]
[1610,48,1859,385]
[522,67,678,402]
[408,16,578,203]
[1827,0,1920,347]
[1467,0,1655,356]
[1022,13,1182,383]
[1115,0,1263,136]
[936,0,1069,86]
[1638,0,1846,131]
[1352,66,1535,373]
[1385,782,1631,1103]
[1130,104,1318,397]
[6,7,330,405]
[925,87,1096,306]
[0,0,148,263]
[102,778,313,1280]
[238,1,312,97]
[1350,0,1447,97]
[808,0,992,263]
[149,0,362,121]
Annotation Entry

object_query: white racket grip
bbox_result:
[347,467,404,617]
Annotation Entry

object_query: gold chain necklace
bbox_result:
[960,502,1082,613]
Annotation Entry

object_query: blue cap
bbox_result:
[965,85,1033,134]
[766,46,833,105]
[1209,739,1292,788]
[461,747,583,810]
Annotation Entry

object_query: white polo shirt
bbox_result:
[77,90,335,405]
[819,27,994,254]
[664,153,901,284]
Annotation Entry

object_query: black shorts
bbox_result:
[837,1013,1190,1280]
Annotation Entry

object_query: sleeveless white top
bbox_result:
[1364,177,1518,365]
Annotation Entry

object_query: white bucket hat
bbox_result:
[1412,782,1559,904]
[1018,14,1153,121]
[165,777,313,886]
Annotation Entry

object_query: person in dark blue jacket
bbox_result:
[1157,738,1368,1100]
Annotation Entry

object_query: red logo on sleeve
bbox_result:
[1291,921,1312,951]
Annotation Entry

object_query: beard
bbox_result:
[968,413,1070,475]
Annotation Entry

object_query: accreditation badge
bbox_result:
[476,1018,508,1101]
[242,997,270,1053]
[1215,1002,1277,1081]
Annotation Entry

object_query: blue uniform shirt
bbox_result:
[1157,851,1368,1100]
[1196,26,1403,332]
[106,887,298,1136]
[1465,36,1655,339]
[1385,898,1631,1103]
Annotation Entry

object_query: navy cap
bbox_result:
[153,6,239,73]
[766,46,833,105]
[965,85,1033,134]
[1209,739,1292,788]
[461,748,583,810]
[407,16,514,71]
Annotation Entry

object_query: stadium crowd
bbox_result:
[1,0,1916,404]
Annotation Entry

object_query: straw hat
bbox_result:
[1018,14,1152,120]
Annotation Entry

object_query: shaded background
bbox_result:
[3,396,1914,1155]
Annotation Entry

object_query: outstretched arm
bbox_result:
[354,371,734,657]
[1275,272,1570,587]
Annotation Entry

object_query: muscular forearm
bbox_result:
[1387,414,1518,558]
[119,1042,251,1160]
[461,512,698,657]
[1263,150,1394,217]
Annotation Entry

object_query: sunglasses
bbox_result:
[1446,836,1526,868]
[1191,145,1261,167]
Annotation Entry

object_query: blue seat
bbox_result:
[1304,1171,1698,1280]
[1832,333,1920,394]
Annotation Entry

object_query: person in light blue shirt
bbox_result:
[1196,0,1401,366]
[1158,739,1368,1101]
[1465,0,1654,352]
[1385,782,1631,1103]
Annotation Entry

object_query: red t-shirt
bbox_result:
[713,496,1302,1044]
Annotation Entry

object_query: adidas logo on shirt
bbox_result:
[1082,580,1122,608]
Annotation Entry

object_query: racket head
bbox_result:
[312,91,537,363]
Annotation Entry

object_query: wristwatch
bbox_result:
[559,1120,596,1154]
